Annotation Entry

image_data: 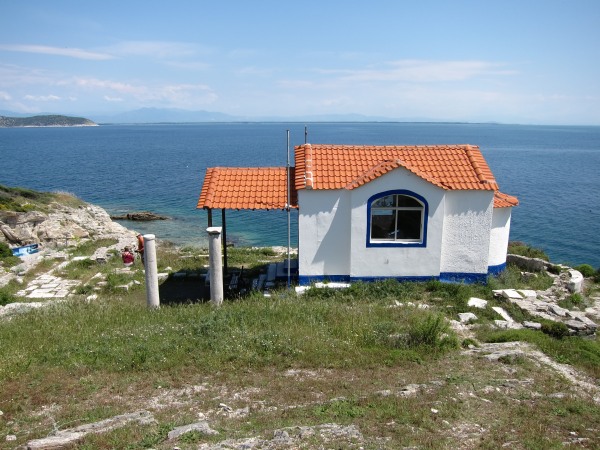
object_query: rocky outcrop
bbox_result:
[0,202,135,248]
[109,211,170,221]
[451,255,598,337]
[506,253,558,272]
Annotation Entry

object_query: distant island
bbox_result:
[0,114,97,128]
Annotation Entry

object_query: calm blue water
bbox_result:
[0,123,599,267]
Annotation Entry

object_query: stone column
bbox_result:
[143,234,160,309]
[207,227,223,306]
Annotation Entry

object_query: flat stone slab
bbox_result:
[494,320,523,329]
[500,289,523,300]
[167,421,218,440]
[27,410,154,449]
[492,306,514,322]
[565,320,588,331]
[517,289,537,299]
[467,297,488,309]
[28,290,57,298]
[549,304,568,317]
[523,321,542,330]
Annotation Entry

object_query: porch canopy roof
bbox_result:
[197,167,298,210]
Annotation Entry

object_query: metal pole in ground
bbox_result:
[143,234,160,309]
[207,227,224,306]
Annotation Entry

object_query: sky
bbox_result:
[1,0,599,125]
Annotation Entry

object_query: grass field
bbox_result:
[0,244,599,449]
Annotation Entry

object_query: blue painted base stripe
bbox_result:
[439,272,488,284]
[298,272,489,286]
[487,262,506,275]
[298,275,349,285]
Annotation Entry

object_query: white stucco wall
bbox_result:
[348,169,446,279]
[298,189,351,278]
[298,168,499,282]
[488,207,512,268]
[439,190,494,275]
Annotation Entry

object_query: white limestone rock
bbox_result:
[567,269,583,293]
[467,297,488,309]
[501,289,523,300]
[523,321,542,330]
[1,202,135,248]
[494,320,523,329]
[492,306,514,322]
[517,289,537,299]
[550,304,568,317]
[167,421,218,440]
[458,312,478,323]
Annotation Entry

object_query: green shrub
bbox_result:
[574,264,595,278]
[558,293,585,310]
[405,312,458,351]
[541,321,570,339]
[0,242,12,258]
[0,242,20,268]
[507,241,549,261]
[461,338,479,348]
[0,287,16,306]
[74,284,94,295]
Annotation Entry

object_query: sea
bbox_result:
[0,122,599,268]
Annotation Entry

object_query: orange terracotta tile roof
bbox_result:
[197,144,517,211]
[294,144,501,192]
[197,167,298,210]
[493,191,520,208]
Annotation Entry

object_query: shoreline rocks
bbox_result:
[0,203,136,249]
[110,211,170,221]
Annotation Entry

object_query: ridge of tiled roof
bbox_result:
[344,159,448,190]
[197,167,297,210]
[294,144,501,192]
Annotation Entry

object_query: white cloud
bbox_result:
[277,79,317,89]
[71,77,146,96]
[165,61,211,71]
[105,41,205,59]
[0,44,114,60]
[103,95,124,102]
[70,76,217,107]
[24,94,61,101]
[0,91,11,101]
[0,64,57,87]
[154,84,217,106]
[324,60,517,83]
[237,66,273,77]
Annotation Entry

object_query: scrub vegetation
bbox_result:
[0,183,84,212]
[1,244,599,448]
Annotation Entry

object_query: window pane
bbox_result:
[371,209,396,239]
[396,210,422,240]
[372,195,396,208]
[397,195,421,207]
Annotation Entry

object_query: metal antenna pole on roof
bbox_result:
[286,129,291,289]
[304,125,308,144]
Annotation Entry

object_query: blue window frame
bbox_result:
[366,190,428,248]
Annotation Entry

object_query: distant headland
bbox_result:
[0,114,97,128]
